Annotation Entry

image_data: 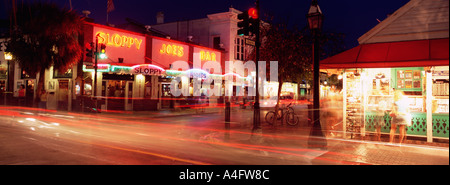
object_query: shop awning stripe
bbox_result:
[320,38,449,69]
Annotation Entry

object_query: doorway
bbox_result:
[105,80,126,110]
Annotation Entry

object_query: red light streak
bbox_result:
[1,107,366,164]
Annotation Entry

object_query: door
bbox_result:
[57,80,69,110]
[106,80,125,110]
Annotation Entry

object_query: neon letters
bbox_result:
[132,64,165,76]
[160,44,184,57]
[96,31,143,50]
[199,50,217,62]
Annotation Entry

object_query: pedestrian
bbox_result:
[18,85,26,106]
[371,89,386,141]
[389,89,411,144]
[39,89,48,109]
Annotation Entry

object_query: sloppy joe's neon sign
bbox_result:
[159,44,184,57]
[96,31,143,50]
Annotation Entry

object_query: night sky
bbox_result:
[1,0,410,48]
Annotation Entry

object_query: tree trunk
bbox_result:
[274,77,283,114]
[36,67,46,105]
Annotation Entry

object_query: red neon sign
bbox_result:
[96,31,143,50]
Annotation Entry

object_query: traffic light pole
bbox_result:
[252,0,261,133]
[93,34,99,111]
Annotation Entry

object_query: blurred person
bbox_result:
[321,89,342,137]
[39,89,48,109]
[371,89,386,141]
[18,85,26,106]
[389,90,411,144]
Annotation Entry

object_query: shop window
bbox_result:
[106,80,126,98]
[0,67,7,79]
[83,72,92,96]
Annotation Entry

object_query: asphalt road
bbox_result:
[0,106,448,165]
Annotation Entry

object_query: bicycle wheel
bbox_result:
[265,111,276,125]
[285,112,299,126]
[287,107,294,114]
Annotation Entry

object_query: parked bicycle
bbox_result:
[265,102,299,126]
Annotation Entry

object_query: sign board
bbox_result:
[152,38,189,69]
[131,64,165,76]
[192,47,222,74]
[93,26,146,64]
[245,38,255,46]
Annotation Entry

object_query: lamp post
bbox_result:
[307,0,326,149]
[4,52,12,105]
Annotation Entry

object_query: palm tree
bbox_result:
[6,2,83,103]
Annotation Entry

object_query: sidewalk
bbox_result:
[215,125,449,165]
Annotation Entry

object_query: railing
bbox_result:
[365,111,449,138]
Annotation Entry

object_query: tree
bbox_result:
[253,18,346,117]
[6,2,83,103]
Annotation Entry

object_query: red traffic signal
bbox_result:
[248,8,258,19]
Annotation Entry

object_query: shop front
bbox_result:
[319,0,449,143]
[80,22,223,112]
[321,39,449,142]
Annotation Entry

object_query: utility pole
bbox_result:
[252,0,261,133]
[93,34,99,111]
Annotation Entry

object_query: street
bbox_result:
[0,105,448,165]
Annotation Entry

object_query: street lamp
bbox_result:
[3,52,12,105]
[307,0,327,149]
[4,52,12,61]
[307,0,323,31]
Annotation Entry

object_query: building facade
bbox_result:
[2,21,224,112]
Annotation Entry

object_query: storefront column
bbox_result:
[95,72,103,97]
[342,71,347,138]
[426,71,433,142]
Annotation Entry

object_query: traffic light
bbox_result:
[248,8,259,35]
[237,11,250,36]
[248,8,258,19]
[237,8,259,36]
[99,44,107,59]
[85,42,94,58]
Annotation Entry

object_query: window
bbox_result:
[213,36,221,50]
[235,37,245,60]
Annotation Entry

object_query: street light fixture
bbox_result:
[307,0,327,149]
[4,52,12,60]
[307,0,323,31]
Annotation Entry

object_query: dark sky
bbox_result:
[1,0,410,48]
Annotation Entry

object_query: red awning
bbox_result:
[320,38,449,69]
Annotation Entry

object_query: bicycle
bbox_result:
[265,102,299,126]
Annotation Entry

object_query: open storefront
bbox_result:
[321,39,449,142]
[320,0,448,142]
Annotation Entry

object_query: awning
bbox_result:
[320,38,449,69]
